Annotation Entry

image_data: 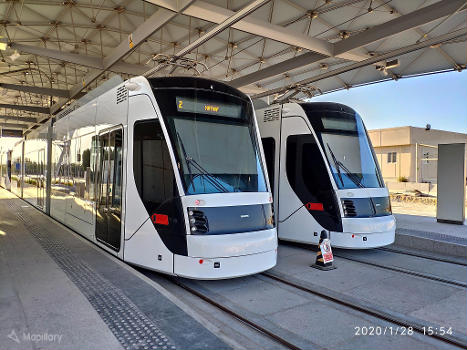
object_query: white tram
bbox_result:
[256,102,395,249]
[1,76,277,279]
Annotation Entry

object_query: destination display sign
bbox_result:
[176,97,242,118]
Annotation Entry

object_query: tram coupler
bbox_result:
[311,230,336,270]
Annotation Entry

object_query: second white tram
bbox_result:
[256,102,395,249]
[3,76,277,279]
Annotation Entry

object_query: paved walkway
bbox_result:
[395,214,467,245]
[0,188,230,350]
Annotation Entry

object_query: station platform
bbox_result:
[394,214,467,258]
[1,185,466,350]
[0,189,231,350]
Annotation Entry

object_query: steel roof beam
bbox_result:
[10,43,103,69]
[334,0,467,56]
[50,1,197,114]
[0,83,70,98]
[0,104,49,114]
[230,52,328,88]
[145,0,348,59]
[174,0,271,59]
[0,122,28,129]
[0,115,38,123]
[9,43,147,76]
[252,28,467,99]
[153,0,272,76]
[231,0,467,89]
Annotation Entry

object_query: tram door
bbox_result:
[37,149,46,208]
[96,128,123,251]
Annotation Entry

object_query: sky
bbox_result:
[311,70,467,134]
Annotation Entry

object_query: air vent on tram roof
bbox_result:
[263,107,280,122]
[116,85,128,104]
[342,199,357,217]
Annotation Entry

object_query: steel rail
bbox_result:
[168,277,303,350]
[377,247,467,267]
[333,253,466,288]
[262,271,467,349]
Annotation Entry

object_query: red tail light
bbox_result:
[151,213,169,225]
[305,202,324,211]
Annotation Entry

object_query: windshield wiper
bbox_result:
[326,143,365,188]
[326,144,344,187]
[186,157,229,193]
[176,132,228,193]
[176,132,195,192]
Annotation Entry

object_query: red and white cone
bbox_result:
[312,230,336,270]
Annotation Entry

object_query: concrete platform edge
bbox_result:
[395,233,467,258]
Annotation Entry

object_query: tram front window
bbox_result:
[153,88,267,195]
[303,106,383,189]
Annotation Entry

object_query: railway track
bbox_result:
[377,247,467,266]
[282,242,466,288]
[153,243,467,350]
[168,277,302,350]
[261,271,467,349]
[167,271,466,350]
[332,252,467,288]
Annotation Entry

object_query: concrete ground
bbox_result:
[275,245,466,336]
[1,185,466,350]
[0,189,231,350]
[185,243,466,350]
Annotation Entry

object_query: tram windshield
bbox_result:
[152,85,267,195]
[302,104,384,189]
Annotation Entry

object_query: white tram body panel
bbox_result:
[256,102,395,249]
[7,76,277,279]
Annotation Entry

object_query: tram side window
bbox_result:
[261,137,275,194]
[286,134,338,217]
[70,134,94,200]
[133,119,176,212]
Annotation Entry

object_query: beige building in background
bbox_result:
[368,126,467,184]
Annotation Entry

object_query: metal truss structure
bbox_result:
[0,0,465,134]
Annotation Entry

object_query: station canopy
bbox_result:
[0,0,466,134]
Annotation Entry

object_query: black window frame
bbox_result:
[133,118,178,213]
[286,133,342,232]
[261,137,276,195]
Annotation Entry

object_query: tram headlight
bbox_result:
[188,208,209,234]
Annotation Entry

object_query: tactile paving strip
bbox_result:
[10,203,176,350]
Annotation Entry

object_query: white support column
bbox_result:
[437,143,466,225]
